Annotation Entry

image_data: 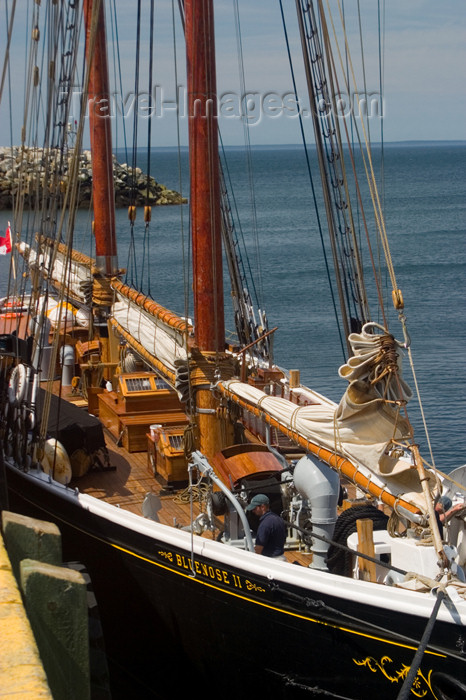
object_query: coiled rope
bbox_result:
[174,482,209,506]
[326,504,389,576]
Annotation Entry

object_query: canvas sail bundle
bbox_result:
[222,324,432,512]
[18,241,92,305]
[112,292,189,373]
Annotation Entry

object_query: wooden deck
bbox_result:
[72,426,215,533]
[66,400,315,564]
[72,437,315,565]
[0,347,334,566]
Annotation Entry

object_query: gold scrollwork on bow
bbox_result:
[353,656,437,699]
[245,580,266,593]
[158,550,174,563]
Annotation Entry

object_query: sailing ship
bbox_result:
[1,1,465,698]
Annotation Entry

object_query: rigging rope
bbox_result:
[232,0,265,311]
[317,1,387,328]
[280,0,346,360]
[313,1,369,327]
[324,0,398,297]
[0,0,16,110]
[20,0,100,455]
[172,0,194,411]
[321,0,437,468]
[295,0,371,352]
[109,0,129,159]
[123,0,143,290]
[396,589,445,700]
[1,2,19,302]
[377,0,386,214]
[141,0,155,299]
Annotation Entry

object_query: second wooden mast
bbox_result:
[83,0,118,278]
[185,0,232,460]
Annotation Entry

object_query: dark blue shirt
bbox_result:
[255,510,286,557]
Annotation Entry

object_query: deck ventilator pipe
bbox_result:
[190,450,254,552]
[293,454,340,570]
[60,345,75,386]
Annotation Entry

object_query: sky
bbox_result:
[0,0,465,148]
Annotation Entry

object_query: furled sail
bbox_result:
[111,291,189,374]
[222,324,434,512]
[18,240,92,305]
[335,322,414,471]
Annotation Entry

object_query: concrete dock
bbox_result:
[0,510,95,700]
[0,527,52,699]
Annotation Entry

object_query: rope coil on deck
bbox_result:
[174,483,209,505]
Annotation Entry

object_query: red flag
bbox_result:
[0,222,11,255]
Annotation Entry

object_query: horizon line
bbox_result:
[1,138,465,151]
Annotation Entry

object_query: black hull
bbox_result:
[5,465,465,700]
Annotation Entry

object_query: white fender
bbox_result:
[8,364,27,406]
[46,300,75,330]
[75,308,90,328]
[42,439,72,485]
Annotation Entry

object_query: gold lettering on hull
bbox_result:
[353,656,437,699]
[157,549,247,591]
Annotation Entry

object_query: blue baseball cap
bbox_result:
[438,495,452,512]
[246,494,269,511]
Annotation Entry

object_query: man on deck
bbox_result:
[246,494,287,559]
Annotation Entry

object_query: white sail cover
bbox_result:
[19,242,91,304]
[112,292,188,372]
[222,324,432,511]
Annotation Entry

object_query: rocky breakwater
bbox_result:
[0,146,187,210]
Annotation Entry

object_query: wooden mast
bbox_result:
[185,0,229,460]
[185,0,224,349]
[83,0,118,277]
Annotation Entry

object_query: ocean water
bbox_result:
[0,141,465,473]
